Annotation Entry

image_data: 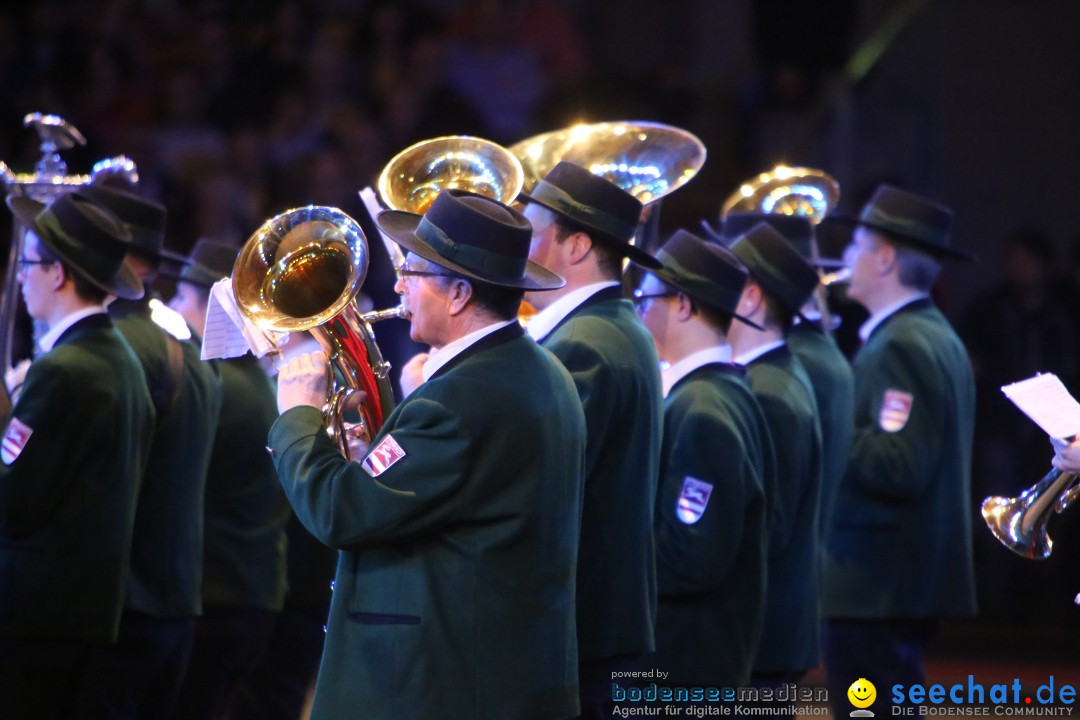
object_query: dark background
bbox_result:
[1,0,1078,666]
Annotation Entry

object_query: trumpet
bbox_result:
[232,206,405,460]
[981,468,1080,559]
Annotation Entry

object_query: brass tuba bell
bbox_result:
[721,165,841,224]
[720,165,845,330]
[508,120,706,203]
[378,135,524,215]
[232,205,405,460]
[981,468,1080,559]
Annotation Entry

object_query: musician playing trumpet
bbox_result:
[819,186,977,711]
[271,189,587,720]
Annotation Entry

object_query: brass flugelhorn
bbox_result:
[981,468,1080,559]
[232,205,405,460]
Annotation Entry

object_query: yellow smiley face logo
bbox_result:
[848,678,876,709]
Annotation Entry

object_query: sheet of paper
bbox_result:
[359,186,405,271]
[1001,373,1080,440]
[201,279,285,360]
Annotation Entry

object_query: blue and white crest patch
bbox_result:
[676,476,713,524]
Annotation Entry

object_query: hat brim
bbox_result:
[699,218,847,269]
[823,214,976,262]
[519,192,662,270]
[376,209,565,291]
[8,195,144,300]
[650,265,764,331]
[156,266,219,290]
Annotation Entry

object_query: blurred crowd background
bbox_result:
[1,0,1079,653]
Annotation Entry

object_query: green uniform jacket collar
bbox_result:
[669,361,747,397]
[55,312,114,348]
[865,296,935,343]
[542,285,625,341]
[429,322,526,381]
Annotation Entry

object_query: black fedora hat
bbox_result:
[648,229,762,330]
[729,222,820,314]
[7,191,143,300]
[824,184,974,262]
[518,161,660,269]
[719,212,845,269]
[79,184,186,263]
[158,239,239,289]
[376,189,564,291]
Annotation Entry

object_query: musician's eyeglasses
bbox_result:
[397,262,459,280]
[16,257,56,273]
[632,290,676,307]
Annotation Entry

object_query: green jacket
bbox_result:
[745,344,823,675]
[202,353,290,610]
[539,286,663,662]
[823,298,977,618]
[270,323,586,720]
[653,363,769,687]
[0,314,153,642]
[112,299,222,618]
[788,321,855,540]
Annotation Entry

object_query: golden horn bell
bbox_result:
[981,468,1080,560]
[721,165,840,225]
[377,135,524,215]
[508,120,707,203]
[232,205,405,459]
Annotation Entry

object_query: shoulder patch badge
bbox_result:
[1,417,33,465]
[361,434,407,477]
[879,389,914,432]
[676,476,714,525]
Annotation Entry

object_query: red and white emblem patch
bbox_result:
[676,476,714,525]
[1,417,33,465]
[361,434,407,477]
[879,389,914,432]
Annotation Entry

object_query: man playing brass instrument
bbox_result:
[272,189,587,719]
[821,185,977,709]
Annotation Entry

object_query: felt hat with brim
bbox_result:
[823,184,974,262]
[158,239,239,289]
[649,229,762,330]
[730,222,820,314]
[7,191,143,300]
[79,184,186,263]
[519,161,660,269]
[376,189,564,291]
[719,212,845,269]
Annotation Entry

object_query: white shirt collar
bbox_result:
[734,338,786,366]
[858,294,929,343]
[38,306,108,353]
[662,345,733,397]
[526,281,620,342]
[422,319,517,381]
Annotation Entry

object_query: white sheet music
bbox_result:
[359,186,405,270]
[1001,373,1080,440]
[200,279,285,360]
